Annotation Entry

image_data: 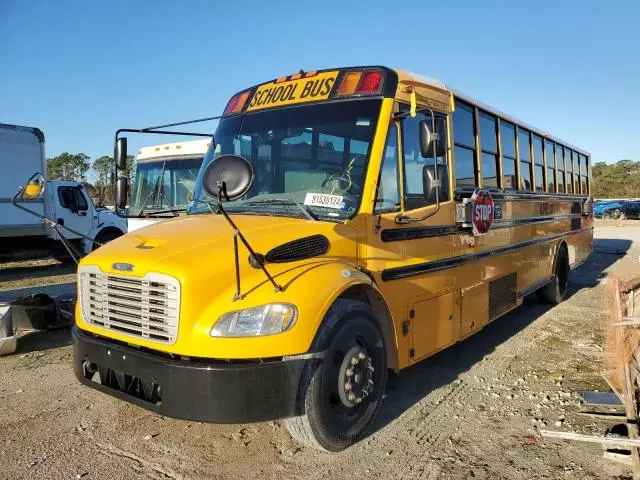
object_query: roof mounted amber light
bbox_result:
[336,70,383,97]
[223,90,251,115]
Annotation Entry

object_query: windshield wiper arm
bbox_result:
[145,207,186,217]
[190,199,216,213]
[241,198,318,221]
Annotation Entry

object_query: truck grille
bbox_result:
[79,267,180,344]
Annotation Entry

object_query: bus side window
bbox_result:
[402,111,449,210]
[374,123,400,213]
[453,101,477,190]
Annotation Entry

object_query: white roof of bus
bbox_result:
[136,139,211,162]
[397,69,590,157]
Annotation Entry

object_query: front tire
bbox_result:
[92,229,123,251]
[537,245,569,304]
[284,300,387,452]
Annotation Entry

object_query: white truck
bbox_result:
[127,139,209,231]
[0,123,127,260]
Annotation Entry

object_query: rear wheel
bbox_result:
[537,245,569,304]
[284,301,387,452]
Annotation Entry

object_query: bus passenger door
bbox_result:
[365,111,455,366]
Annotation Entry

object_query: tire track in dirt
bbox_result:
[381,300,565,479]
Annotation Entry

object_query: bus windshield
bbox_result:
[130,157,203,216]
[188,99,382,221]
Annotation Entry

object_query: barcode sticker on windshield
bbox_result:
[304,193,344,209]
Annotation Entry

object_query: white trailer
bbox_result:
[0,123,127,259]
[127,139,209,232]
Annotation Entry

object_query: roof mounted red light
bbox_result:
[336,70,383,97]
[357,71,382,94]
[223,90,251,115]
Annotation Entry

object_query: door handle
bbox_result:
[78,211,87,216]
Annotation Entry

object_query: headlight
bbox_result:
[210,303,298,337]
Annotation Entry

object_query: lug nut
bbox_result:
[348,393,356,402]
[351,357,358,365]
[345,368,353,377]
[344,382,352,391]
[355,397,362,404]
[358,352,366,359]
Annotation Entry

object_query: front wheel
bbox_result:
[284,301,387,452]
[537,245,569,304]
[92,229,123,251]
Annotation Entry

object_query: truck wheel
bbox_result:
[284,300,387,452]
[537,245,569,304]
[92,229,123,251]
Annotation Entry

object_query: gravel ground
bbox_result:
[1,220,640,479]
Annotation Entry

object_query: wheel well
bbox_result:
[337,284,399,373]
[553,241,568,271]
[95,226,124,242]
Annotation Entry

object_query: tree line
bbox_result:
[592,160,640,199]
[47,152,134,206]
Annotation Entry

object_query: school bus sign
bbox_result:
[246,71,338,111]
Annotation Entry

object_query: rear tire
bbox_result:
[537,244,569,304]
[284,300,387,452]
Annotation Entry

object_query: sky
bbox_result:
[1,0,639,180]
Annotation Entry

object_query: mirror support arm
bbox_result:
[215,182,283,301]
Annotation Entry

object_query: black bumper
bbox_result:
[73,327,306,423]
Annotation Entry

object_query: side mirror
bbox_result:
[116,176,128,210]
[422,164,449,204]
[20,173,46,201]
[419,119,447,159]
[419,121,434,158]
[202,154,254,201]
[115,137,128,170]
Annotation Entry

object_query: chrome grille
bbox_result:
[79,267,179,344]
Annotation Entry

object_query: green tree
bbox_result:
[93,155,114,206]
[91,154,136,206]
[47,152,91,181]
[592,159,640,198]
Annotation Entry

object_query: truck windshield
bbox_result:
[130,157,203,216]
[188,99,382,221]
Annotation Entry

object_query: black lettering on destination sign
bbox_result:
[248,77,335,109]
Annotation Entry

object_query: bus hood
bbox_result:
[80,213,359,283]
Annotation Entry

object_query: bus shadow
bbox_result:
[366,238,632,438]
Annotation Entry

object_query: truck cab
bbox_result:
[46,180,127,252]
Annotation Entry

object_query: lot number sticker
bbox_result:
[304,193,344,209]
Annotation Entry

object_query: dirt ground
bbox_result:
[1,220,640,479]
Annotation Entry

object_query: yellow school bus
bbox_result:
[73,66,593,451]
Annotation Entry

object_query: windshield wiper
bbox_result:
[190,199,216,213]
[241,198,318,221]
[144,207,186,217]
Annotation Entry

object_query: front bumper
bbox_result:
[73,327,306,423]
